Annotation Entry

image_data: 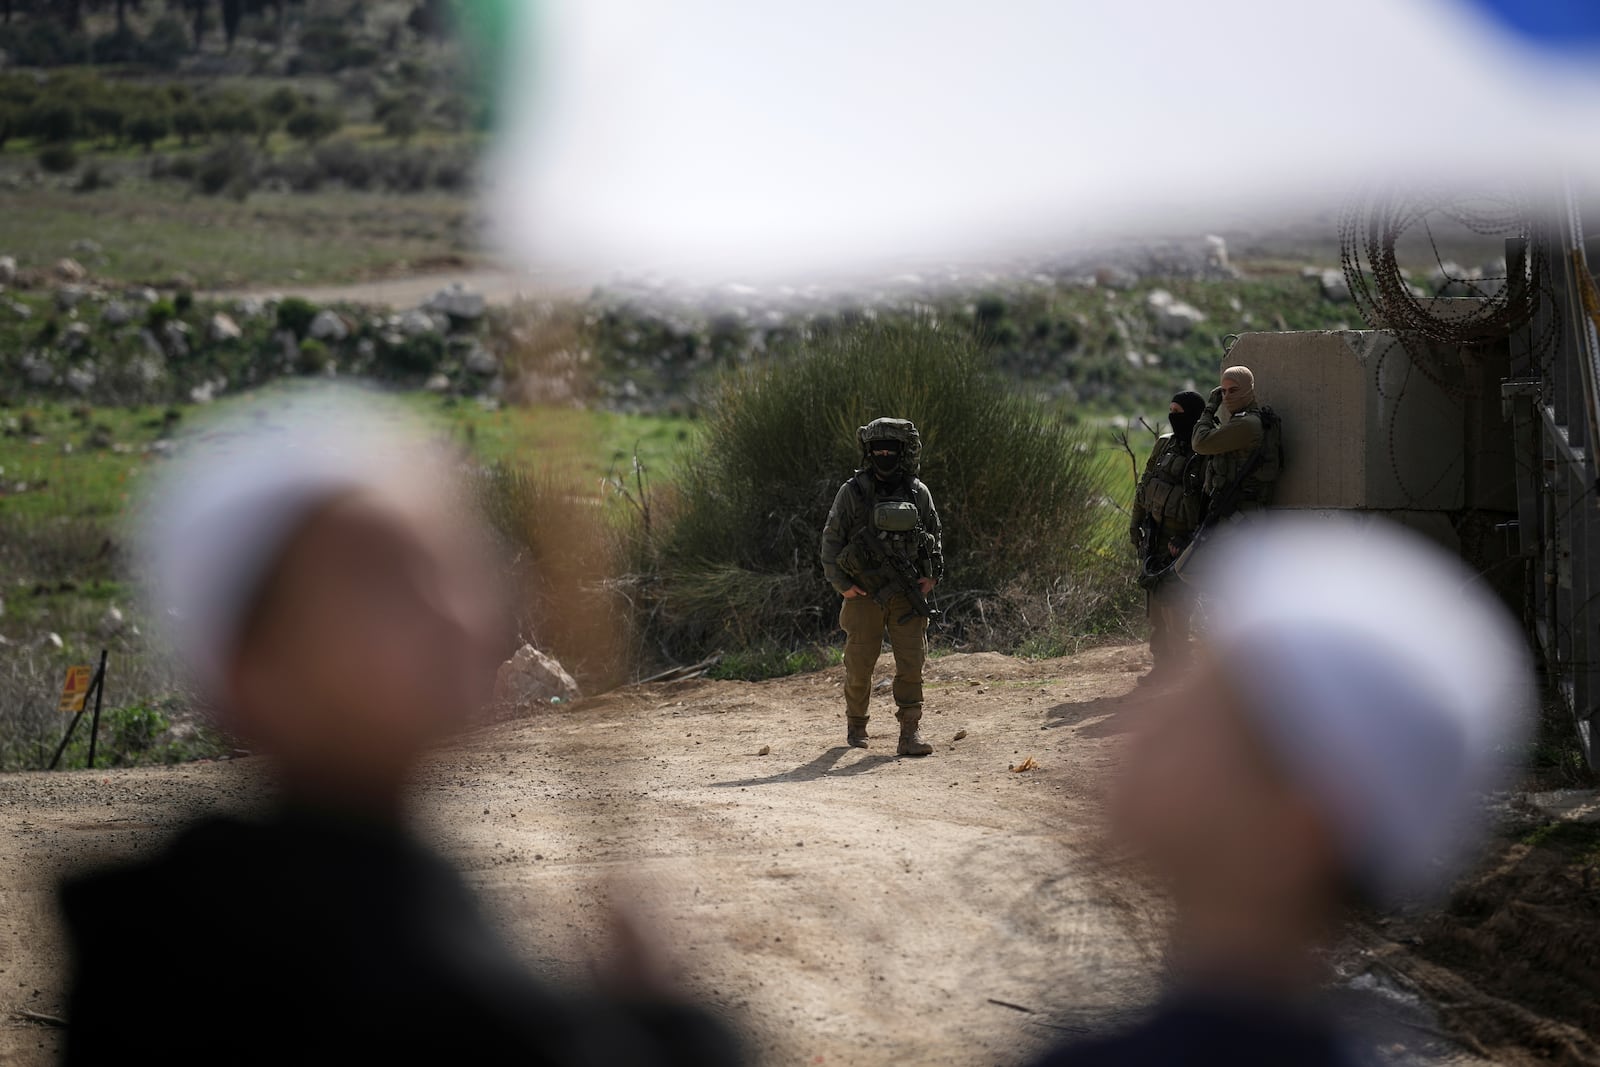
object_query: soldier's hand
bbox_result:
[1206,385,1224,409]
[843,585,868,599]
[918,577,936,596]
[1168,540,1182,558]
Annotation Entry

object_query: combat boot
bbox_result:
[847,718,869,748]
[896,714,933,757]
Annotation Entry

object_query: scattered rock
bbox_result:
[1095,266,1137,291]
[423,373,451,393]
[308,309,349,342]
[1146,288,1206,337]
[464,343,499,375]
[4,298,31,320]
[62,321,91,352]
[23,353,53,386]
[64,364,96,395]
[424,284,486,321]
[125,286,159,305]
[161,319,190,357]
[99,605,124,635]
[55,284,88,311]
[101,300,132,327]
[189,380,217,404]
[70,238,102,256]
[493,644,582,707]
[0,255,15,286]
[234,295,267,319]
[758,745,771,756]
[953,729,968,741]
[1319,269,1351,303]
[53,257,86,282]
[43,632,64,651]
[1203,234,1231,273]
[206,312,242,343]
[398,308,436,337]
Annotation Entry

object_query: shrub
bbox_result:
[383,109,419,143]
[127,109,171,152]
[145,299,177,331]
[194,140,255,196]
[172,105,209,145]
[379,332,444,375]
[647,316,1130,662]
[74,162,112,192]
[83,100,127,146]
[276,297,318,339]
[263,86,301,119]
[23,99,79,143]
[296,338,330,374]
[284,106,341,145]
[36,142,79,174]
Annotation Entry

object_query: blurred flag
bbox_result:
[476,0,1600,282]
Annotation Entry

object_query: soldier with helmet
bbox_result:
[820,417,944,757]
[1129,390,1208,685]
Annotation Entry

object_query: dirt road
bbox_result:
[0,644,1560,1064]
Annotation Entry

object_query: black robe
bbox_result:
[59,807,741,1066]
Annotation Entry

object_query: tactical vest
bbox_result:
[1138,435,1204,533]
[1203,405,1283,505]
[841,471,936,579]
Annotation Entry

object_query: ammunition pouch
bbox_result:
[873,500,921,533]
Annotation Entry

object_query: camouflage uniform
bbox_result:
[1191,395,1270,512]
[820,418,944,755]
[1130,431,1206,675]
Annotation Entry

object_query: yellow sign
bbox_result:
[58,665,93,713]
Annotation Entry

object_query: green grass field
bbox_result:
[0,181,477,288]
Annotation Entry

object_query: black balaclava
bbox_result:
[1170,390,1205,447]
[868,440,903,479]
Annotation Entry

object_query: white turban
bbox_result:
[1199,514,1533,903]
[134,385,434,703]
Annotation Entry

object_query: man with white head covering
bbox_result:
[1032,514,1532,1066]
[1191,365,1279,516]
[58,385,741,1067]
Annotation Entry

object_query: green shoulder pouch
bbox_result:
[873,501,921,533]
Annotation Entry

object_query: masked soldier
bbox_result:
[1129,390,1207,684]
[1191,365,1278,515]
[820,417,943,756]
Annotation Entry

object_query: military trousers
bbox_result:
[839,593,928,723]
[1148,577,1194,672]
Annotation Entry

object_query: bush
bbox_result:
[127,109,171,152]
[36,142,79,174]
[194,140,255,197]
[648,317,1131,662]
[23,99,79,143]
[296,338,330,374]
[276,297,318,339]
[173,105,209,145]
[284,106,341,145]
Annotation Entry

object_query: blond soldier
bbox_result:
[1191,365,1279,513]
[820,417,943,756]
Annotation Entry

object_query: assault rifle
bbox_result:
[843,527,940,626]
[1170,420,1272,581]
[1135,514,1173,591]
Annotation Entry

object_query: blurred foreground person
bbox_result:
[1036,515,1531,1067]
[1129,390,1207,685]
[60,387,739,1067]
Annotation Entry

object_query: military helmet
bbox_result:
[857,417,922,475]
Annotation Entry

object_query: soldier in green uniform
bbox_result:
[1191,365,1277,513]
[820,417,944,756]
[1129,390,1207,685]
